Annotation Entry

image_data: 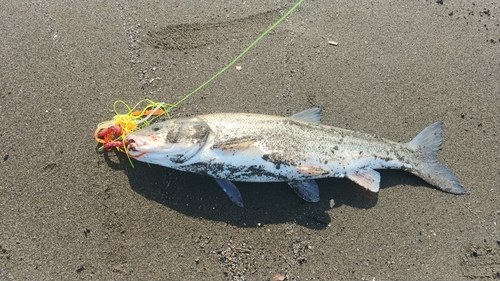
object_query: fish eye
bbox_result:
[152,125,161,132]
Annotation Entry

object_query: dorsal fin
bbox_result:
[290,108,322,124]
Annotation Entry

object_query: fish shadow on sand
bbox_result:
[106,153,431,230]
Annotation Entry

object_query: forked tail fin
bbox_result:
[407,122,466,194]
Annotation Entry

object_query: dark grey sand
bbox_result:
[1,1,499,280]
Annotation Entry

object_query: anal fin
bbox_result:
[347,168,381,192]
[215,179,244,207]
[288,180,320,203]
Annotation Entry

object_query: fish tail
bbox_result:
[407,122,466,194]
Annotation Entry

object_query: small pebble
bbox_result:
[272,272,286,281]
[329,199,335,208]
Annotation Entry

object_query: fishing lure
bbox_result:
[94,99,172,154]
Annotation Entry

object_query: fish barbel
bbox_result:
[125,108,465,207]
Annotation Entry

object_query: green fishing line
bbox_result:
[171,0,304,108]
[97,0,304,167]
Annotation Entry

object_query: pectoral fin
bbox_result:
[215,179,244,207]
[288,180,320,203]
[347,168,381,192]
[296,165,330,176]
[213,140,255,151]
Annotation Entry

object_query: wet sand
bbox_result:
[1,1,499,280]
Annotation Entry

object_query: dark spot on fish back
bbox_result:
[190,124,210,143]
[166,120,210,144]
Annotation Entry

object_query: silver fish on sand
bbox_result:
[125,108,465,207]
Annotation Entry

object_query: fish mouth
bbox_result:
[125,135,146,154]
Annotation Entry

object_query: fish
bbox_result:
[125,108,465,207]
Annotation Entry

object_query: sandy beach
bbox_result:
[1,1,499,280]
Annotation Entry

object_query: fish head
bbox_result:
[125,117,211,166]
